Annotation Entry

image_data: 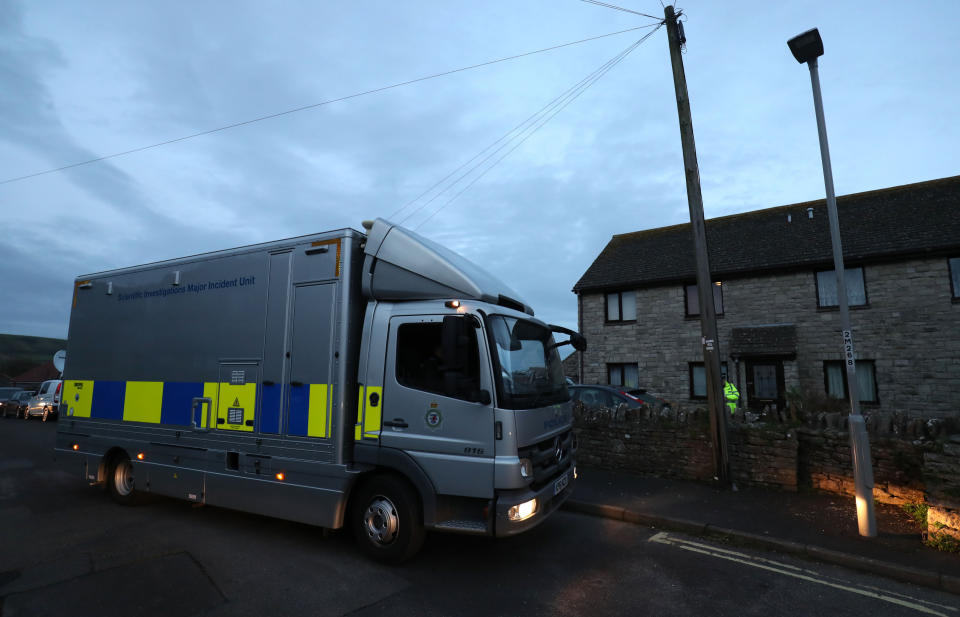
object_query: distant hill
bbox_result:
[0,334,67,379]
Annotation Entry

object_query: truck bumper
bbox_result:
[493,463,575,537]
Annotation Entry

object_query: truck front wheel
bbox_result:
[351,475,425,563]
[108,455,139,506]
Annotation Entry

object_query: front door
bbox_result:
[746,361,785,411]
[378,315,495,499]
[285,282,336,439]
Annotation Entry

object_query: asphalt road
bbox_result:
[1,419,957,617]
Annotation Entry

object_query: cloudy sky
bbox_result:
[2,1,957,341]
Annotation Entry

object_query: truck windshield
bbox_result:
[485,314,568,410]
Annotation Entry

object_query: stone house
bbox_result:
[572,176,960,418]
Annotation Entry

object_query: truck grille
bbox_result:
[518,430,575,490]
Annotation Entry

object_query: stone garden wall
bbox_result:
[573,403,799,492]
[573,403,960,542]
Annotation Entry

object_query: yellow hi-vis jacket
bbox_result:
[724,380,739,413]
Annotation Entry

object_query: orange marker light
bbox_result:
[275,472,285,481]
[72,444,79,451]
[136,453,145,460]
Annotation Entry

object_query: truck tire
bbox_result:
[351,475,425,563]
[108,455,139,506]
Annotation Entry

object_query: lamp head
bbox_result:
[787,28,823,64]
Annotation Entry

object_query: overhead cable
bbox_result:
[410,25,662,231]
[389,31,644,224]
[578,0,662,21]
[396,35,643,227]
[1,24,660,187]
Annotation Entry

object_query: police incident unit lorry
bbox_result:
[55,218,583,561]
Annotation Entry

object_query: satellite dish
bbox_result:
[53,350,67,373]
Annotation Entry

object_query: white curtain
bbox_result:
[856,364,876,402]
[846,268,866,305]
[692,365,706,397]
[826,363,845,398]
[817,268,865,306]
[621,292,637,321]
[606,293,619,321]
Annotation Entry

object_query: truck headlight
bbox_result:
[507,498,537,522]
[519,458,533,479]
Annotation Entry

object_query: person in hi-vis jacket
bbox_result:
[723,374,740,415]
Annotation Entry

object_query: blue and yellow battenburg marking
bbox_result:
[61,380,330,437]
[354,385,383,441]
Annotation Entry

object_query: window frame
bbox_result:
[814,266,868,309]
[394,320,481,401]
[604,291,636,324]
[684,282,724,317]
[688,361,729,399]
[823,359,878,404]
[949,256,960,302]
[607,363,639,389]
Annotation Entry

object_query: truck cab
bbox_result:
[349,220,580,560]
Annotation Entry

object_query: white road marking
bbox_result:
[649,532,957,617]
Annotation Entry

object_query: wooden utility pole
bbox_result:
[664,5,730,485]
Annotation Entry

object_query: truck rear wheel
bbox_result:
[352,475,425,563]
[108,455,139,506]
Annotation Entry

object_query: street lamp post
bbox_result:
[788,28,876,537]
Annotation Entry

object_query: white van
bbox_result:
[25,380,62,421]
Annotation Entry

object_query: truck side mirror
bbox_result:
[548,324,587,353]
[570,332,587,352]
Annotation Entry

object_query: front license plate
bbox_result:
[553,472,569,495]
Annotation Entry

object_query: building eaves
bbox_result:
[573,176,960,293]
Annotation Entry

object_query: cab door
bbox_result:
[378,315,495,499]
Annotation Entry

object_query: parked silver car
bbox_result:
[0,387,25,416]
[24,379,62,421]
[2,390,35,418]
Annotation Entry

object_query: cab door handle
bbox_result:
[383,418,408,428]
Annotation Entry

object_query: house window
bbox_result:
[605,291,636,322]
[816,267,867,308]
[823,360,878,404]
[685,282,724,317]
[950,257,960,300]
[608,363,639,389]
[688,362,728,399]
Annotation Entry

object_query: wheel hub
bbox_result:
[363,496,399,545]
[114,461,135,496]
